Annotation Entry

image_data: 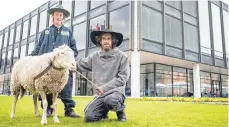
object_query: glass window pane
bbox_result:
[15,25,21,42]
[73,22,86,50]
[1,53,6,70]
[156,64,172,97]
[142,1,162,11]
[90,1,105,9]
[142,6,163,42]
[20,45,26,58]
[13,48,19,64]
[173,67,187,97]
[3,32,8,48]
[183,1,197,17]
[166,46,182,58]
[165,5,181,19]
[212,3,223,53]
[6,50,12,67]
[184,23,199,52]
[166,15,182,48]
[62,1,72,21]
[39,10,47,32]
[0,35,2,49]
[223,10,228,55]
[110,6,129,39]
[22,20,29,39]
[74,1,87,16]
[198,1,211,53]
[142,40,163,54]
[30,16,38,36]
[28,41,35,55]
[165,1,181,10]
[89,15,105,48]
[9,29,14,46]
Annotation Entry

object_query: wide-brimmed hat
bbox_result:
[47,5,70,18]
[90,29,123,47]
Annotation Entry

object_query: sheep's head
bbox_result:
[52,45,76,71]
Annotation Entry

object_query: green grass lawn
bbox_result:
[0,96,228,127]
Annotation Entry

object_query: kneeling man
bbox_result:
[77,29,130,122]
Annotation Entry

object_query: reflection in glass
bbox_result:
[166,15,182,48]
[15,25,21,42]
[142,6,162,42]
[6,50,12,67]
[39,10,47,32]
[3,32,8,48]
[1,53,6,70]
[223,10,228,55]
[90,1,105,9]
[30,16,38,36]
[9,29,14,46]
[173,67,187,97]
[110,6,129,39]
[198,1,211,53]
[22,20,29,39]
[20,45,26,58]
[13,48,19,64]
[184,23,199,52]
[28,41,35,55]
[0,35,2,49]
[73,22,86,50]
[74,1,87,16]
[156,64,172,97]
[211,4,223,54]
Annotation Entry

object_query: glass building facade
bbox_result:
[0,0,228,97]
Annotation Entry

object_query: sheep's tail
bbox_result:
[19,87,26,99]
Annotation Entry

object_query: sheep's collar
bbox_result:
[34,56,64,81]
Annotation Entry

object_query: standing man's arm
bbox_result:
[69,30,78,59]
[30,31,45,56]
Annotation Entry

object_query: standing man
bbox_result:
[77,29,130,122]
[30,5,80,118]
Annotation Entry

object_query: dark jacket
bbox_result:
[30,25,78,58]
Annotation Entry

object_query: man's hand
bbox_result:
[96,86,103,95]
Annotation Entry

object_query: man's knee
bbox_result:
[84,111,100,122]
[104,93,122,105]
[104,93,124,111]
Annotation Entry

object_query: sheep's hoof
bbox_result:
[35,113,40,117]
[41,119,47,125]
[54,118,60,124]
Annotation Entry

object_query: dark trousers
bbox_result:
[84,92,125,122]
[41,72,76,113]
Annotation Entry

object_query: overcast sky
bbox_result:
[0,0,228,31]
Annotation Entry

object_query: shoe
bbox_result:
[65,110,80,118]
[116,111,127,122]
[46,108,53,117]
[102,113,108,120]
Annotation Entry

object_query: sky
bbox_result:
[0,0,228,31]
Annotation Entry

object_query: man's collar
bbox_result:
[52,24,63,29]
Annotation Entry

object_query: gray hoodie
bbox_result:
[76,48,130,96]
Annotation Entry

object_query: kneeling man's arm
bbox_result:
[76,55,93,72]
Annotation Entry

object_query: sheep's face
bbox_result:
[53,45,76,71]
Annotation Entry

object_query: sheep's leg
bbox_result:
[33,95,40,116]
[40,92,48,125]
[52,93,60,123]
[10,92,19,118]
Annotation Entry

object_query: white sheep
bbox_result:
[10,45,76,125]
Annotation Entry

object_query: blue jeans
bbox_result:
[41,72,76,113]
